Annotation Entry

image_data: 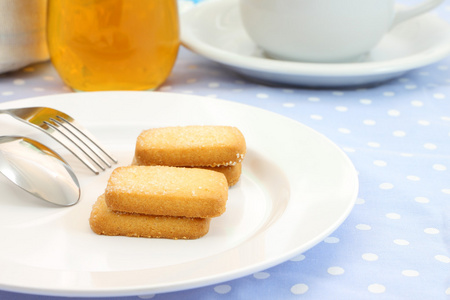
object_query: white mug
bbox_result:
[239,0,444,63]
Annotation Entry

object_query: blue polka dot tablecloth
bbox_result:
[0,0,449,299]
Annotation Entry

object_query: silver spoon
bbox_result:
[0,136,80,206]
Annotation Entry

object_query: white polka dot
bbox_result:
[433,164,447,171]
[407,175,420,181]
[13,79,25,85]
[1,91,14,96]
[324,236,340,243]
[438,65,448,70]
[435,255,450,263]
[338,128,351,134]
[328,266,345,275]
[332,91,344,96]
[368,284,386,294]
[356,198,365,204]
[214,285,231,294]
[424,143,437,150]
[368,142,380,148]
[138,295,155,299]
[402,270,419,277]
[283,102,295,108]
[442,116,450,122]
[282,89,294,93]
[388,109,400,116]
[342,147,355,153]
[419,71,429,76]
[405,84,417,90]
[415,197,430,203]
[360,99,372,105]
[335,106,348,112]
[400,153,414,157]
[253,272,270,279]
[363,119,376,125]
[393,130,406,137]
[446,287,450,295]
[433,93,446,99]
[308,97,320,102]
[356,224,371,230]
[411,100,423,107]
[424,228,439,234]
[256,93,269,99]
[43,76,55,81]
[394,239,410,246]
[379,183,394,190]
[373,160,387,167]
[33,87,45,92]
[208,82,220,88]
[159,86,172,91]
[310,114,323,120]
[386,213,401,219]
[290,254,306,261]
[418,120,430,126]
[291,283,309,295]
[186,78,197,84]
[442,189,450,194]
[383,91,395,97]
[362,253,379,261]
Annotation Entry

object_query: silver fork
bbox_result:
[0,107,118,175]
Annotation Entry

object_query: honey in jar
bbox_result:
[47,0,180,91]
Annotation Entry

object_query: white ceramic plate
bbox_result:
[180,0,450,87]
[0,92,358,297]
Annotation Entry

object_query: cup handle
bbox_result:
[392,0,444,27]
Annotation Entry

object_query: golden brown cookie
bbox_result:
[90,195,211,239]
[105,165,228,218]
[134,126,246,167]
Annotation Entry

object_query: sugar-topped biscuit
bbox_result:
[90,195,211,239]
[134,126,246,167]
[105,165,228,218]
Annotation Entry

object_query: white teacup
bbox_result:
[239,0,444,63]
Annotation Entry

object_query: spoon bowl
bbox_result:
[0,136,80,206]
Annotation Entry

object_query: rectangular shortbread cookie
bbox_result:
[105,165,228,218]
[90,195,211,239]
[134,126,246,167]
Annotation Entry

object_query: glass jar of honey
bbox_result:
[47,0,180,91]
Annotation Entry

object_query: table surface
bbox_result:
[0,1,449,299]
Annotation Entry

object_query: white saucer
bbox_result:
[180,0,450,88]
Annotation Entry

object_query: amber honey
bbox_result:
[47,0,179,91]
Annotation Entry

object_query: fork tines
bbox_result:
[43,116,118,175]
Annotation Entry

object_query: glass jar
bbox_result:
[47,0,180,91]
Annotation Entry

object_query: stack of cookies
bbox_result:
[89,165,228,239]
[89,125,246,240]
